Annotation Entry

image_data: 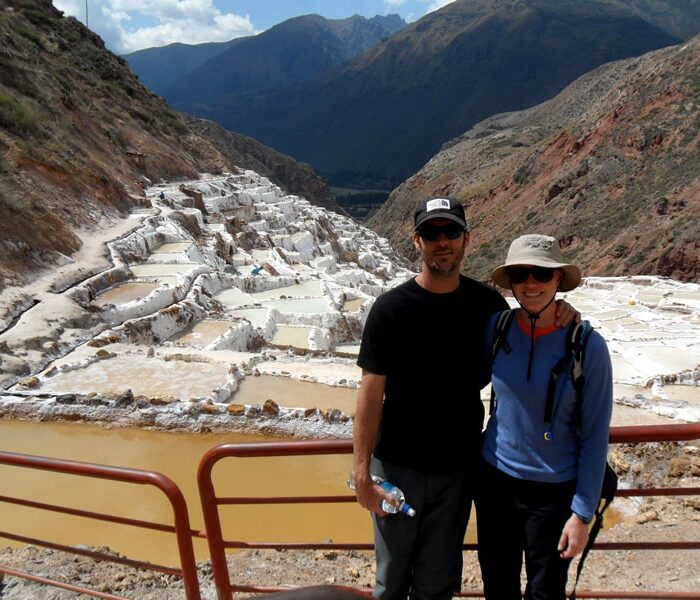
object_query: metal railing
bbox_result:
[0,451,202,600]
[1,423,698,599]
[197,423,700,600]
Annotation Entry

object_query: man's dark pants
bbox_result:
[370,457,472,600]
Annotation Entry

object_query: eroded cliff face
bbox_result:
[370,37,700,283]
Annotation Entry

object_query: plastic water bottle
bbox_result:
[347,473,416,517]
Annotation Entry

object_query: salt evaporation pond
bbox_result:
[264,297,332,314]
[335,343,361,356]
[610,356,647,380]
[291,263,312,272]
[234,375,357,414]
[635,346,700,373]
[250,280,324,300]
[152,242,192,253]
[172,319,234,346]
[11,172,699,582]
[95,282,160,306]
[39,355,231,400]
[129,263,202,277]
[271,325,313,349]
[215,287,256,309]
[342,298,366,312]
[229,308,269,328]
[250,248,272,260]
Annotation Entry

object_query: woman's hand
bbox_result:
[558,514,590,559]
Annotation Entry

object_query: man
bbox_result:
[351,198,574,599]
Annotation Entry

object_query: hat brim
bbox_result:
[414,212,466,230]
[491,261,581,292]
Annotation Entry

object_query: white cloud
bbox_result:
[384,0,408,7]
[53,0,256,54]
[424,0,456,13]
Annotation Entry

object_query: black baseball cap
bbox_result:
[414,197,467,231]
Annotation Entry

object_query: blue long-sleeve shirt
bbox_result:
[482,313,613,521]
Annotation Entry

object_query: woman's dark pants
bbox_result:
[475,460,575,600]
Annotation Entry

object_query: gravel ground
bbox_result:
[0,442,698,599]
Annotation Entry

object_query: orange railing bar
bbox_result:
[198,439,354,599]
[198,423,700,600]
[0,450,202,600]
[610,423,700,442]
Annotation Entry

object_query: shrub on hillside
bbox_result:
[0,91,42,137]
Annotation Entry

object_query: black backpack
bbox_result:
[489,309,618,599]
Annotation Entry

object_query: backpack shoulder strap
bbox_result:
[543,319,591,424]
[569,320,593,425]
[569,320,592,396]
[491,309,516,359]
[489,309,516,415]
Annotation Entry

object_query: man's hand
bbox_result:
[352,472,395,516]
[554,299,581,328]
[557,514,590,559]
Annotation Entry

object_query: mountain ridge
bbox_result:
[369,35,700,282]
[177,0,696,191]
[126,13,406,102]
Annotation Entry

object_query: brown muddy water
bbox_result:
[0,420,369,566]
[233,375,357,414]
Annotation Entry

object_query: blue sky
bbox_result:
[52,0,455,55]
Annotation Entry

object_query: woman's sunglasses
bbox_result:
[506,266,556,284]
[417,223,465,241]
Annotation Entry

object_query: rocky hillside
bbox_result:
[369,36,700,282]
[0,0,334,289]
[184,116,344,215]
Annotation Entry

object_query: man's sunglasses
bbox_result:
[506,266,557,284]
[417,223,465,241]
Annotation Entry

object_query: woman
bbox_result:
[475,234,613,600]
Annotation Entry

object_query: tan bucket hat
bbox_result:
[490,234,581,292]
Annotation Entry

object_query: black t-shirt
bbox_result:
[357,275,508,473]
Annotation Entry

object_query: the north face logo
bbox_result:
[425,198,451,212]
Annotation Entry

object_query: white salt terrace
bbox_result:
[4,171,698,438]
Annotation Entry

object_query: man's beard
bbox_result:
[426,257,460,277]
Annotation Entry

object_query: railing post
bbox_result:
[198,445,234,600]
[156,474,202,600]
[0,451,202,600]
